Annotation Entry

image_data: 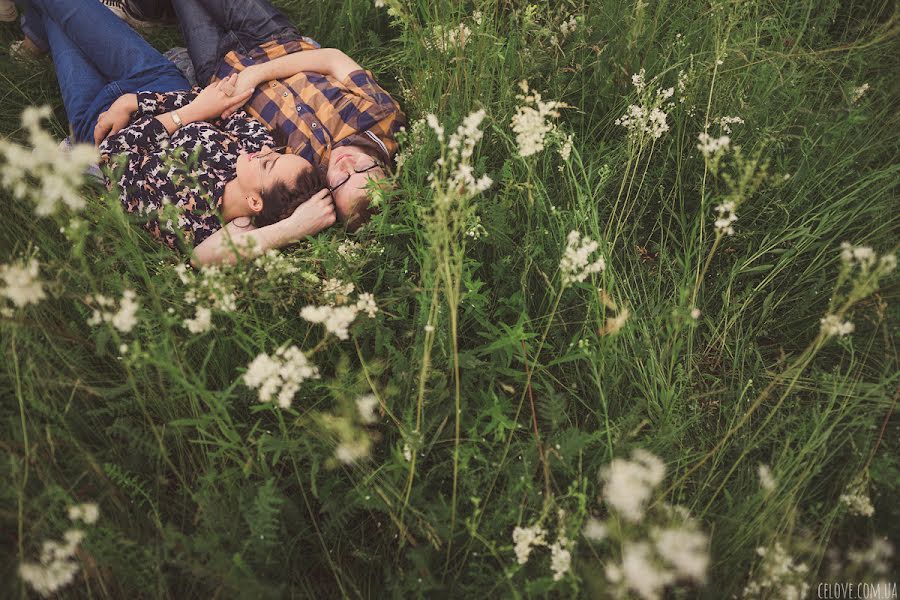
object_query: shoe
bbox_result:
[100,0,152,30]
[103,0,174,25]
[9,38,45,61]
[0,0,17,23]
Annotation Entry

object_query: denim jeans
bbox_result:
[16,0,189,143]
[130,0,300,86]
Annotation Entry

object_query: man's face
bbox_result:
[326,146,385,225]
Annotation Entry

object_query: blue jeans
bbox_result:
[17,0,189,143]
[132,0,300,85]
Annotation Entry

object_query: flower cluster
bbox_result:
[819,314,855,337]
[598,288,631,335]
[839,241,896,274]
[85,289,139,333]
[511,510,573,581]
[510,80,569,157]
[426,110,493,200]
[615,71,675,142]
[176,263,238,312]
[560,230,606,286]
[253,249,300,284]
[18,502,100,598]
[183,306,212,334]
[300,280,379,340]
[601,449,665,522]
[713,201,738,236]
[606,521,709,600]
[426,23,472,53]
[1,256,46,311]
[718,115,744,134]
[839,483,875,517]
[697,132,731,158]
[757,464,777,494]
[851,83,870,104]
[242,344,320,409]
[742,542,810,600]
[0,106,98,216]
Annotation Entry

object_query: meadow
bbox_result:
[1,0,898,597]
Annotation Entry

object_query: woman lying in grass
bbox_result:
[16,0,336,266]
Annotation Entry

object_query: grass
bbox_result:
[1,0,898,597]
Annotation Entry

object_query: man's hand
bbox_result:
[287,188,336,238]
[220,66,263,119]
[93,93,138,146]
[183,74,253,123]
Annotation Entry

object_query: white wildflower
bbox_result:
[690,307,701,320]
[512,524,547,565]
[335,438,371,464]
[402,443,412,461]
[1,257,46,308]
[183,306,212,334]
[850,83,869,104]
[582,517,607,541]
[550,536,572,581]
[601,449,666,522]
[654,524,709,581]
[632,68,646,93]
[85,289,139,333]
[242,344,320,409]
[713,201,738,235]
[839,488,874,517]
[620,541,675,600]
[819,314,854,337]
[322,278,355,304]
[743,542,810,600]
[558,133,574,167]
[67,502,100,525]
[758,464,777,493]
[560,230,606,286]
[355,394,379,424]
[355,292,378,318]
[0,106,98,216]
[427,23,471,53]
[510,80,568,157]
[599,306,630,335]
[696,132,731,158]
[718,116,744,134]
[301,304,360,340]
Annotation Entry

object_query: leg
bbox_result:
[27,0,182,84]
[32,0,189,142]
[164,0,228,85]
[193,0,299,50]
[15,2,49,53]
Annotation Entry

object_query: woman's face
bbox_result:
[235,146,311,197]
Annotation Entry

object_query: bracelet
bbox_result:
[170,110,183,128]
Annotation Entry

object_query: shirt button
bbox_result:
[311,122,318,128]
[282,92,289,97]
[270,82,277,87]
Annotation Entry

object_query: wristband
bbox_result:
[171,110,183,128]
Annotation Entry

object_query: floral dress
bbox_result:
[99,90,274,252]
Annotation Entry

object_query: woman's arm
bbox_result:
[235,48,362,93]
[190,189,336,267]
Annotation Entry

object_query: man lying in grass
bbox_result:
[113,0,407,233]
[13,0,337,267]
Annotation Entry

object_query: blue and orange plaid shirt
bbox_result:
[212,36,406,173]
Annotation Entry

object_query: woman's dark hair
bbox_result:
[255,167,328,227]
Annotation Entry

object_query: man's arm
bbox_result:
[236,48,363,92]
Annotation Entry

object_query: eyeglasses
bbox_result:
[328,156,384,194]
[253,145,287,189]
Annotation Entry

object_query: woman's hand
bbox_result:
[93,93,138,145]
[220,66,263,119]
[182,74,253,123]
[287,188,336,238]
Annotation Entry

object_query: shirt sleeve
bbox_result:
[136,88,201,116]
[99,115,171,161]
[216,111,275,153]
[339,69,406,159]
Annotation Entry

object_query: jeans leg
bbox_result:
[194,0,299,48]
[168,0,227,85]
[28,0,182,83]
[15,2,49,52]
[39,13,111,142]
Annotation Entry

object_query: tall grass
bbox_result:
[1,0,898,597]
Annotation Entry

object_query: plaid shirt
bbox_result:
[212,37,406,173]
